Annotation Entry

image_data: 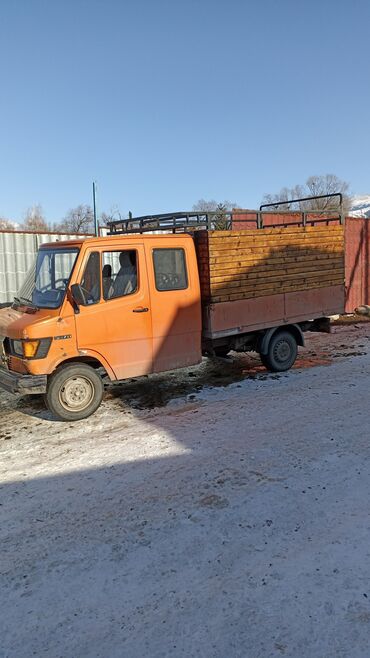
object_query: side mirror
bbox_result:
[70,283,85,308]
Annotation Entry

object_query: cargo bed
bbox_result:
[194,225,345,339]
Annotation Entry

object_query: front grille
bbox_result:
[8,356,28,374]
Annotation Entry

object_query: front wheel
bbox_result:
[45,363,104,421]
[260,331,298,372]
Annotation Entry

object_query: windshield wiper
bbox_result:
[13,296,39,310]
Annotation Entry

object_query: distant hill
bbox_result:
[349,195,370,218]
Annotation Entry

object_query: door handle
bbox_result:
[133,307,149,313]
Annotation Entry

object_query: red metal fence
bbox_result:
[344,217,370,312]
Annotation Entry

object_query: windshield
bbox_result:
[17,247,80,309]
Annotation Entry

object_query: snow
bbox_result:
[1,325,370,657]
[349,195,370,217]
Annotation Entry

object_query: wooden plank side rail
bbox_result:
[194,226,345,304]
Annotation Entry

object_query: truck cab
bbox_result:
[0,234,202,420]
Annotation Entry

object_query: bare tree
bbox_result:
[192,199,240,230]
[262,175,351,213]
[100,205,127,226]
[0,217,18,230]
[23,204,49,231]
[305,175,351,211]
[57,205,94,233]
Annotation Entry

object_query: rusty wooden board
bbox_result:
[202,285,345,339]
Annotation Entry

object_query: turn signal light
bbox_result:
[23,341,40,358]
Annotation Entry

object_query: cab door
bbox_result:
[146,237,202,372]
[74,245,153,380]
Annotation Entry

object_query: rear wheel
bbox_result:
[45,363,104,421]
[260,331,297,372]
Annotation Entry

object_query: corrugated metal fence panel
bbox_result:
[345,217,370,312]
[232,210,305,228]
[0,232,37,304]
[35,233,83,247]
[0,231,87,303]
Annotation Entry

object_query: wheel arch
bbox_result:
[259,324,304,355]
[50,351,115,380]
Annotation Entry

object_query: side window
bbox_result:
[102,250,138,300]
[153,248,188,291]
[80,252,101,305]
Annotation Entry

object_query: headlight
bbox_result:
[12,340,24,356]
[11,338,51,359]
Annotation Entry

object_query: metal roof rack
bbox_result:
[259,192,343,212]
[107,194,344,235]
[107,211,233,235]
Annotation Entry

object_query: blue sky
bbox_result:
[0,0,369,223]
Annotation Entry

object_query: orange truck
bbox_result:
[0,205,345,421]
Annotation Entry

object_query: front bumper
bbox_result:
[0,366,47,395]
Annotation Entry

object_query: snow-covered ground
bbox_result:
[2,324,370,658]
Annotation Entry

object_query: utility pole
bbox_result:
[92,181,98,236]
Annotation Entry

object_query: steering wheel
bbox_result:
[78,285,96,305]
[54,278,69,290]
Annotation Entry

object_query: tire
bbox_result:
[260,331,298,372]
[45,363,104,421]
